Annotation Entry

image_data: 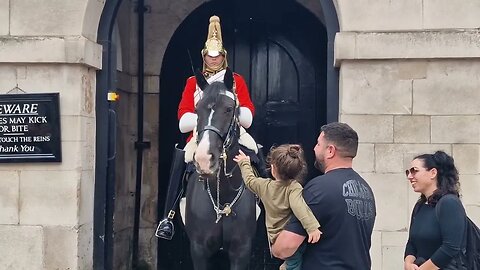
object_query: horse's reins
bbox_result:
[197,90,245,223]
[206,170,245,223]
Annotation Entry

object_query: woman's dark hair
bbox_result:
[414,150,460,205]
[266,144,307,183]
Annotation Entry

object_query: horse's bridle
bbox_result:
[195,91,244,223]
[199,115,238,151]
[196,91,239,162]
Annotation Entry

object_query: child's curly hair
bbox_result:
[266,144,308,183]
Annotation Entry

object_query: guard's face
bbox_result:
[204,54,225,70]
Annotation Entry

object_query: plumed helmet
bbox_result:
[202,15,227,57]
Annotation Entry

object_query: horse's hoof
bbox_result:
[155,219,174,240]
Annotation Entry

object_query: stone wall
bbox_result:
[335,1,480,268]
[339,59,480,269]
[113,0,205,268]
[0,64,98,269]
[1,0,479,269]
[335,0,480,31]
[0,0,102,269]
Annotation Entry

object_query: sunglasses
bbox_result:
[405,167,420,177]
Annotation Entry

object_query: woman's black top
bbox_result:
[405,194,466,268]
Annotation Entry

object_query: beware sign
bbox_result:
[0,93,61,163]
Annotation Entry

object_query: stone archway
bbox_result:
[93,0,123,269]
[92,0,339,269]
[83,0,108,41]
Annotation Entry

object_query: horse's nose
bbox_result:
[194,150,213,174]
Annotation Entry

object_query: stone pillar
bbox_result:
[0,0,103,269]
[334,0,480,269]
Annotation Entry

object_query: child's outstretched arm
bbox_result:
[234,149,267,195]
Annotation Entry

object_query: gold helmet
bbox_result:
[201,16,228,76]
[202,15,227,57]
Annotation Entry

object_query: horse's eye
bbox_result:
[225,107,233,113]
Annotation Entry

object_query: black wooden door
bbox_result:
[229,19,324,180]
[250,35,317,176]
[228,18,325,270]
[215,3,327,267]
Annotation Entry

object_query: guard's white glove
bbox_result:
[238,107,253,128]
[179,112,198,133]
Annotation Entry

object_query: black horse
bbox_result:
[185,68,257,270]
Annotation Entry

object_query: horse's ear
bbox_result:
[195,68,208,90]
[224,67,234,91]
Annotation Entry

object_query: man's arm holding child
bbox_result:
[273,186,321,259]
[272,230,305,259]
[289,186,322,243]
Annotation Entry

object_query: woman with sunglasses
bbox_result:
[404,150,467,270]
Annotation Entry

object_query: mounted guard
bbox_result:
[156,15,264,241]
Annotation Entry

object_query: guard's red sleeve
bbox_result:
[177,76,197,120]
[234,73,255,115]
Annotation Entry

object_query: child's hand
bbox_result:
[307,229,322,243]
[233,149,250,163]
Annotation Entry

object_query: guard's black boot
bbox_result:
[155,146,186,240]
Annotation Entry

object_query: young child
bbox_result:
[234,144,321,270]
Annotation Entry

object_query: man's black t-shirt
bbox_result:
[284,168,376,270]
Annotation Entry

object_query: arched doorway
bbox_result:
[94,0,123,269]
[158,0,337,269]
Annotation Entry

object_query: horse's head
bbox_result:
[194,68,239,177]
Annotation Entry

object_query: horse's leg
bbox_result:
[189,241,210,270]
[225,210,255,269]
[225,190,256,270]
[228,240,253,270]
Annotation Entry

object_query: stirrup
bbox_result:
[155,218,175,240]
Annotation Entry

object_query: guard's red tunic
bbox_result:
[177,73,255,119]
